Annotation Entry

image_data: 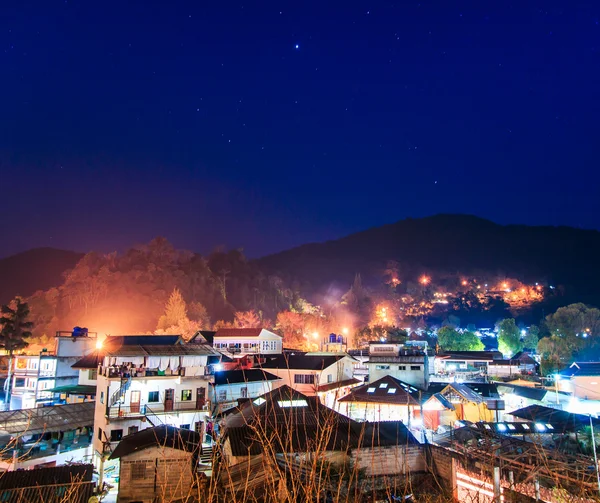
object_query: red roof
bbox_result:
[215,328,265,338]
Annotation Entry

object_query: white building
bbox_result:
[92,335,221,482]
[259,352,359,408]
[209,369,282,413]
[366,343,429,389]
[10,330,97,409]
[212,328,283,358]
[557,362,600,401]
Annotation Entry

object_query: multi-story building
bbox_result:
[92,335,221,481]
[366,342,429,389]
[208,369,282,413]
[259,352,359,408]
[10,329,97,409]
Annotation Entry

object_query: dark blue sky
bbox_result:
[1,1,599,258]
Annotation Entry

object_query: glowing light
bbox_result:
[419,275,430,285]
[534,423,546,432]
[312,332,319,339]
[214,364,223,372]
[461,280,468,286]
[342,327,349,335]
[294,44,299,49]
[502,282,508,289]
[521,329,526,336]
[95,340,103,350]
[497,423,507,431]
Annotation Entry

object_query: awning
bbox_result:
[45,385,97,395]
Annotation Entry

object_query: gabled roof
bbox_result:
[215,328,282,339]
[188,330,216,344]
[260,353,347,371]
[425,392,455,410]
[440,383,484,403]
[338,375,422,405]
[110,425,201,459]
[72,351,103,369]
[558,362,600,377]
[222,386,419,456]
[511,351,537,364]
[213,369,281,385]
[427,382,499,399]
[316,378,361,393]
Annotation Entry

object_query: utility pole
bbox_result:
[590,415,600,498]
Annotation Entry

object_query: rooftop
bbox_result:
[338,375,422,405]
[558,362,600,377]
[102,335,218,357]
[213,369,281,385]
[260,353,348,371]
[71,351,103,369]
[110,425,201,459]
[215,328,282,338]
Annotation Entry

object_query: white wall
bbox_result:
[210,380,277,410]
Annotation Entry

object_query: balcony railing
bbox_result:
[108,401,210,419]
[99,366,213,379]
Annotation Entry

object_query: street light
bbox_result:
[342,327,349,335]
[312,332,319,340]
[419,276,430,285]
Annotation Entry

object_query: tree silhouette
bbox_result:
[0,297,33,410]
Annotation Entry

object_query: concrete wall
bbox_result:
[367,362,428,388]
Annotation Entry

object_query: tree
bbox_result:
[157,288,188,331]
[0,297,33,410]
[497,318,523,357]
[523,324,539,350]
[233,310,261,328]
[537,335,572,376]
[188,301,211,329]
[437,326,483,352]
[545,303,600,353]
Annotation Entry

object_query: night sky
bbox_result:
[1,1,599,259]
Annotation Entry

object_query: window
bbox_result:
[398,365,406,370]
[367,387,376,393]
[100,391,104,404]
[98,427,103,441]
[253,397,266,405]
[240,387,248,398]
[14,378,26,388]
[130,463,146,480]
[507,424,516,430]
[110,429,123,442]
[388,388,397,394]
[180,424,190,429]
[522,424,530,430]
[375,365,390,370]
[327,374,333,383]
[181,389,192,401]
[29,361,38,370]
[128,426,139,436]
[148,391,159,402]
[88,369,97,380]
[16,359,27,370]
[379,383,388,389]
[277,400,308,408]
[294,374,315,384]
[218,389,227,401]
[410,366,421,371]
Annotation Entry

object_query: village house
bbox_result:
[92,335,220,483]
[110,425,201,503]
[422,383,495,429]
[211,328,283,360]
[10,328,97,409]
[258,352,360,408]
[366,342,429,388]
[219,385,425,497]
[556,362,600,401]
[46,350,102,405]
[337,375,422,423]
[433,350,503,379]
[208,368,282,413]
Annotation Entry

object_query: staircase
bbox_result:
[198,445,214,466]
[109,376,132,408]
[144,405,164,427]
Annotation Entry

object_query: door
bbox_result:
[130,390,141,413]
[164,388,174,412]
[196,387,206,409]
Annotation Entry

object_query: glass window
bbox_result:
[128,426,139,436]
[14,378,26,388]
[88,369,97,380]
[411,366,421,371]
[327,374,333,383]
[180,424,190,429]
[148,391,159,402]
[181,389,192,401]
[100,391,104,404]
[110,429,123,442]
[398,365,406,370]
[367,387,376,393]
[294,374,315,384]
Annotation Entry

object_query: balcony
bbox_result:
[107,401,210,419]
[99,365,213,380]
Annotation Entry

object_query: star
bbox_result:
[294,44,299,50]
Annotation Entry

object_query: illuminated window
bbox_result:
[375,365,390,370]
[379,383,388,388]
[545,424,554,430]
[484,424,491,429]
[181,389,192,401]
[253,397,266,405]
[367,387,376,393]
[522,424,530,430]
[277,400,308,408]
[507,424,516,430]
[388,388,397,394]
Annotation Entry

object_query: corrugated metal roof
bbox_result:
[0,402,95,435]
[213,369,281,385]
[71,351,102,369]
[110,425,201,459]
[338,375,421,405]
[260,354,346,370]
